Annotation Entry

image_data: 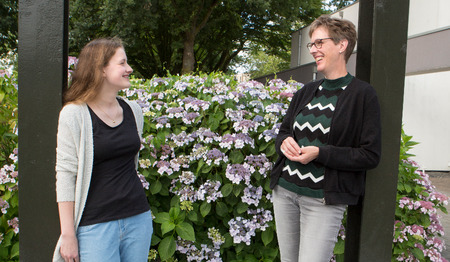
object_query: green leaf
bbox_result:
[176,222,196,241]
[151,234,161,246]
[216,201,228,217]
[170,195,181,207]
[222,233,233,249]
[333,238,345,254]
[258,141,269,151]
[235,243,245,253]
[197,159,205,174]
[3,190,11,201]
[161,221,176,235]
[153,212,170,224]
[233,184,243,197]
[411,247,424,260]
[404,183,412,193]
[201,164,213,174]
[230,150,244,164]
[10,242,19,258]
[253,171,261,181]
[0,247,8,260]
[244,254,258,262]
[187,210,198,222]
[200,202,211,217]
[2,231,13,246]
[158,236,176,261]
[207,115,221,131]
[260,247,279,260]
[169,206,181,221]
[264,179,272,192]
[261,227,274,246]
[221,183,233,197]
[265,143,276,156]
[150,179,162,194]
[236,202,248,214]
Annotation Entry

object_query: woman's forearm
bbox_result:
[58,201,76,236]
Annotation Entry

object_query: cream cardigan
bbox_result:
[52,97,143,262]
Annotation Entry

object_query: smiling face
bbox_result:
[102,47,133,91]
[309,26,348,79]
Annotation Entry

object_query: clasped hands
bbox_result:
[280,137,319,165]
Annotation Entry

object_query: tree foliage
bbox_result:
[69,0,323,78]
[0,0,18,57]
[232,48,291,79]
[323,0,356,12]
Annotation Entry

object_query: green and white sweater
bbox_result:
[279,73,354,198]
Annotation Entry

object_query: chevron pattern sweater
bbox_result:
[279,73,353,198]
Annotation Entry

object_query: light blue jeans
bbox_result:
[77,210,153,262]
[273,186,346,262]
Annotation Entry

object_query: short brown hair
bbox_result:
[63,37,123,105]
[309,14,357,63]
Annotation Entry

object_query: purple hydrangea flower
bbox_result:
[225,163,252,185]
[197,180,223,203]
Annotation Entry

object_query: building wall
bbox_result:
[403,71,450,171]
[406,28,450,75]
[404,0,450,171]
[408,0,450,37]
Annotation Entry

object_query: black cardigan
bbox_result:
[270,77,381,205]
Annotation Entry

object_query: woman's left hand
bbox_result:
[293,146,319,165]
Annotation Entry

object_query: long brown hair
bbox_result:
[63,37,123,105]
[309,15,357,63]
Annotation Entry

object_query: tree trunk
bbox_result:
[182,31,196,74]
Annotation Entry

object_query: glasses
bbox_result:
[306,38,334,50]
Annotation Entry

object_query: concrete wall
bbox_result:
[402,71,450,171]
[408,0,450,37]
[403,0,450,171]
[406,28,450,76]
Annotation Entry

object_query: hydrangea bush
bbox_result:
[392,130,448,262]
[0,69,19,261]
[331,130,449,262]
[0,70,448,261]
[123,73,300,261]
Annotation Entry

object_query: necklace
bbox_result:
[96,103,118,124]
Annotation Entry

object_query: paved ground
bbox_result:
[428,172,450,260]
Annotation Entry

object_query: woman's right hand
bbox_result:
[60,233,79,262]
[280,137,302,161]
[57,202,78,261]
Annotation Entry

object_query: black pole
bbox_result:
[18,0,68,260]
[345,0,410,261]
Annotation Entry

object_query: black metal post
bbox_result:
[18,0,68,260]
[344,0,410,261]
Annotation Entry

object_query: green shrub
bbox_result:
[391,130,448,261]
[0,69,19,261]
[124,73,300,261]
[0,70,447,261]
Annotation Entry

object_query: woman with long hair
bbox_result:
[53,38,152,262]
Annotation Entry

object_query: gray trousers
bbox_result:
[272,185,346,262]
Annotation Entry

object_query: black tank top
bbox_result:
[79,99,149,226]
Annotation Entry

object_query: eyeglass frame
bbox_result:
[306,37,335,50]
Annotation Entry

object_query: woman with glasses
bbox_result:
[270,15,381,261]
